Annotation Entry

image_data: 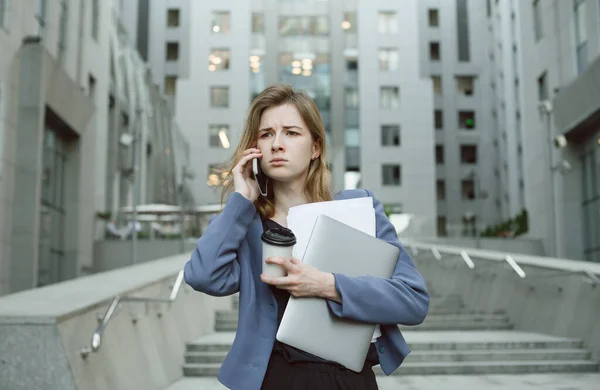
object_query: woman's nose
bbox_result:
[271,133,284,151]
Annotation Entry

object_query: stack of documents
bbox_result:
[286,197,382,341]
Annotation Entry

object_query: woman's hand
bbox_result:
[260,257,342,303]
[233,148,262,202]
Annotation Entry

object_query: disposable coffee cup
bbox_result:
[261,228,296,278]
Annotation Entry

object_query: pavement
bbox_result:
[166,373,600,390]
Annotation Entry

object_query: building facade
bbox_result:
[0,0,189,295]
[133,0,437,236]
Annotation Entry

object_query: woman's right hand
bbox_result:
[233,148,262,202]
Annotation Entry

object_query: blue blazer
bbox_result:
[184,189,430,390]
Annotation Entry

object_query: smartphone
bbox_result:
[252,158,268,197]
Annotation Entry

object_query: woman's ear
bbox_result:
[312,140,322,160]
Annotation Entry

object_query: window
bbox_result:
[533,0,543,41]
[342,12,356,33]
[429,42,441,61]
[35,0,47,37]
[437,180,446,200]
[462,180,475,199]
[167,9,180,27]
[208,49,230,71]
[380,87,399,109]
[381,125,400,146]
[345,88,359,108]
[456,76,475,96]
[456,0,470,61]
[574,0,588,74]
[460,145,478,163]
[436,145,444,164]
[437,216,448,237]
[165,76,177,96]
[382,164,401,186]
[435,110,443,129]
[211,11,230,33]
[58,0,68,58]
[345,128,359,147]
[346,60,358,71]
[378,11,397,34]
[458,111,476,129]
[166,42,179,61]
[253,13,264,33]
[209,125,230,148]
[0,82,5,173]
[537,71,548,101]
[379,49,399,71]
[432,76,442,95]
[279,16,329,35]
[91,0,99,40]
[581,139,600,261]
[211,87,229,108]
[207,164,227,187]
[428,9,439,27]
[0,0,10,30]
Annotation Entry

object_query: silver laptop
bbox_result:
[276,214,400,372]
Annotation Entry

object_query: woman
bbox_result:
[184,84,429,390]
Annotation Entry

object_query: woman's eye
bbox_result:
[260,133,272,138]
[288,131,299,136]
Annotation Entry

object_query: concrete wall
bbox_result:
[412,244,600,362]
[0,254,227,390]
[93,239,196,272]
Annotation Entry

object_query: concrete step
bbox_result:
[376,360,600,376]
[183,360,600,377]
[183,348,590,365]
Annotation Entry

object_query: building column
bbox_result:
[10,38,46,292]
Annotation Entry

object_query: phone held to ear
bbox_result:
[253,158,268,197]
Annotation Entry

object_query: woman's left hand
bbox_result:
[260,257,342,303]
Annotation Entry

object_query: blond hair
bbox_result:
[218,84,332,219]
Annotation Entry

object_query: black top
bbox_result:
[261,218,379,366]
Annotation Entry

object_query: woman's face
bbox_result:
[256,103,320,184]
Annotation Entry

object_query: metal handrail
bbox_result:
[79,269,185,359]
[408,242,599,285]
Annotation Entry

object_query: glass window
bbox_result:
[207,164,227,187]
[429,42,441,61]
[35,0,47,37]
[456,76,475,96]
[1,0,10,30]
[211,11,230,33]
[380,86,399,109]
[209,125,230,148]
[167,9,180,27]
[378,11,397,34]
[342,12,356,32]
[166,42,179,61]
[437,180,446,200]
[582,140,600,262]
[461,180,475,199]
[345,128,359,147]
[533,0,543,41]
[211,87,229,108]
[460,145,478,163]
[208,49,230,71]
[38,127,67,287]
[458,111,476,129]
[537,72,548,101]
[345,88,359,108]
[432,76,442,95]
[165,76,177,96]
[435,110,443,129]
[382,164,401,186]
[436,145,444,164]
[252,13,264,33]
[428,9,439,27]
[379,49,399,71]
[456,0,470,61]
[381,125,400,146]
[58,1,68,58]
[437,216,448,236]
[574,0,588,74]
[279,16,329,35]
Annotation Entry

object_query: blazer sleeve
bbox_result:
[326,189,430,325]
[183,192,256,296]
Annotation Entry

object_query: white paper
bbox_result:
[286,198,382,341]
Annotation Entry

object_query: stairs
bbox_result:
[182,294,599,377]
